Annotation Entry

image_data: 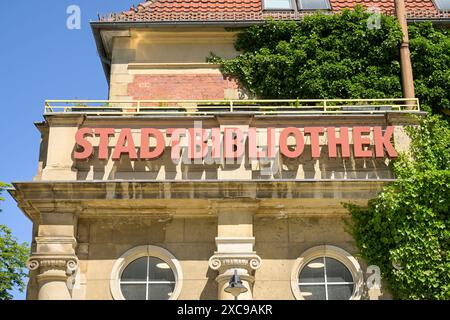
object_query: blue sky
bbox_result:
[0,0,137,300]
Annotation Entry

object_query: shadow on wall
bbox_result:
[200,268,219,300]
[74,145,394,181]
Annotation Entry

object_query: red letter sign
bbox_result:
[224,128,244,159]
[74,128,94,160]
[248,128,266,159]
[328,127,350,158]
[140,128,165,160]
[188,128,209,159]
[280,127,305,158]
[112,129,138,160]
[304,127,324,158]
[353,127,372,158]
[167,128,186,162]
[94,128,115,160]
[374,126,398,158]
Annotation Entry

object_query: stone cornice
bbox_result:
[10,180,391,221]
[11,179,392,199]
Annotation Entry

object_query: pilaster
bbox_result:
[208,200,262,300]
[26,212,78,300]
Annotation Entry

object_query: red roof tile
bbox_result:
[331,0,439,17]
[99,0,449,22]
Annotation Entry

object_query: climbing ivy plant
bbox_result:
[210,6,450,115]
[346,115,450,300]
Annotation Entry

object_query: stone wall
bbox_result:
[108,28,241,101]
[25,216,391,300]
[254,217,359,299]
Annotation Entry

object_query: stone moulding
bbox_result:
[10,180,392,201]
[9,180,393,221]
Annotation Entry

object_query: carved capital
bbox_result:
[27,255,79,276]
[208,253,262,274]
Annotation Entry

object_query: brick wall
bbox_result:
[128,74,240,100]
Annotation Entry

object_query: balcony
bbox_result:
[44,98,420,116]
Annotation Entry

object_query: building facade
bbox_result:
[10,0,449,300]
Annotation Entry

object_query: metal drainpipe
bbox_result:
[395,0,416,108]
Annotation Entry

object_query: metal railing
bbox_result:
[44,98,420,116]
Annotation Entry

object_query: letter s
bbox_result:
[74,128,94,160]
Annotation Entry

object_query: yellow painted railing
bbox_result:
[44,98,420,116]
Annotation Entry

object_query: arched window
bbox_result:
[110,245,183,300]
[291,245,363,300]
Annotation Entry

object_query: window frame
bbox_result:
[262,0,331,11]
[433,0,450,11]
[297,0,331,11]
[262,0,296,11]
[110,245,183,300]
[290,245,363,300]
